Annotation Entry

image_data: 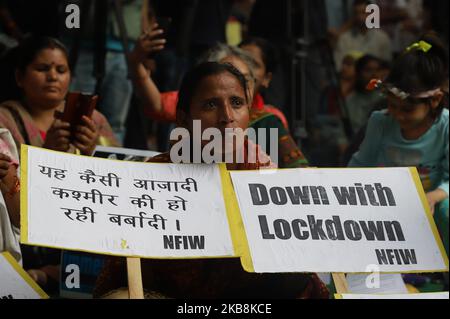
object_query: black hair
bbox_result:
[15,36,69,75]
[379,59,391,70]
[177,62,249,114]
[387,33,448,94]
[355,54,380,74]
[239,37,277,74]
[386,32,448,117]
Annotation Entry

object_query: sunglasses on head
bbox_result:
[367,79,441,103]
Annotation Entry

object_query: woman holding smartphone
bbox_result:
[0,35,119,294]
[0,36,119,156]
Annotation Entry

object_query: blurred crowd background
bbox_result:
[1,0,448,166]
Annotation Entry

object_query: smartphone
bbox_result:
[147,16,171,59]
[155,16,171,39]
[58,92,98,139]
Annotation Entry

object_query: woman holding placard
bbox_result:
[94,62,329,299]
[129,24,308,169]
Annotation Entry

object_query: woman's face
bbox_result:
[184,71,250,154]
[17,48,70,109]
[240,43,271,93]
[387,94,435,131]
[360,60,380,87]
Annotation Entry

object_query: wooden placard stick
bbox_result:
[332,273,349,294]
[127,257,144,299]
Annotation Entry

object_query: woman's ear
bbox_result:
[15,70,23,88]
[430,91,444,109]
[261,72,273,89]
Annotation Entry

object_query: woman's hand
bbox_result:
[0,155,20,227]
[73,116,99,156]
[0,153,11,180]
[27,269,48,286]
[43,119,71,152]
[127,24,165,116]
[129,23,166,66]
[426,189,448,215]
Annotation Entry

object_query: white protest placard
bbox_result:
[229,168,449,273]
[21,145,235,258]
[0,252,48,299]
[335,292,449,299]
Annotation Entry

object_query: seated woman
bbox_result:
[129,25,307,168]
[238,37,289,128]
[0,36,119,293]
[94,62,328,299]
[0,36,119,154]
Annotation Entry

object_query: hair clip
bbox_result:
[388,87,410,100]
[366,79,382,91]
[405,40,432,53]
[366,79,410,100]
